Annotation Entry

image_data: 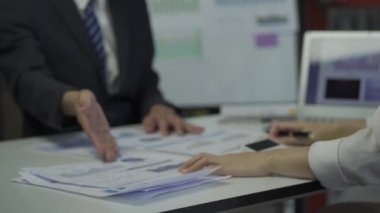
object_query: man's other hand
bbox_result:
[143,104,204,136]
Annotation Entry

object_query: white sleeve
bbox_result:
[309,107,380,190]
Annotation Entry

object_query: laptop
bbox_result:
[298,31,380,120]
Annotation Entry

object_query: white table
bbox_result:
[0,115,323,213]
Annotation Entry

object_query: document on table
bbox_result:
[29,129,144,158]
[13,151,229,198]
[30,129,266,158]
[19,129,267,199]
[154,130,266,155]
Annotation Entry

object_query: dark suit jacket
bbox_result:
[0,0,168,136]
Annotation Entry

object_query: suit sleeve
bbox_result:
[0,3,75,130]
[309,107,380,190]
[135,0,174,117]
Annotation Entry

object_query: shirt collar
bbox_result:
[73,0,89,11]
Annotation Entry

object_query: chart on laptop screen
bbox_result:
[305,36,380,107]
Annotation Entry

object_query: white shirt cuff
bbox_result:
[309,139,349,190]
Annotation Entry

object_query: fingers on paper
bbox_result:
[179,153,219,174]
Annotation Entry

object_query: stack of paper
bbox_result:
[13,152,228,199]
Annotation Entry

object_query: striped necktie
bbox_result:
[83,0,107,82]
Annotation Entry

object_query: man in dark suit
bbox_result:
[0,0,203,161]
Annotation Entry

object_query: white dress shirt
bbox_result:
[73,0,120,94]
[309,107,380,190]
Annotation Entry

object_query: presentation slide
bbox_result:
[147,0,299,106]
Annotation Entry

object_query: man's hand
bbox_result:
[61,90,118,162]
[143,104,204,136]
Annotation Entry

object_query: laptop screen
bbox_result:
[304,34,380,107]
